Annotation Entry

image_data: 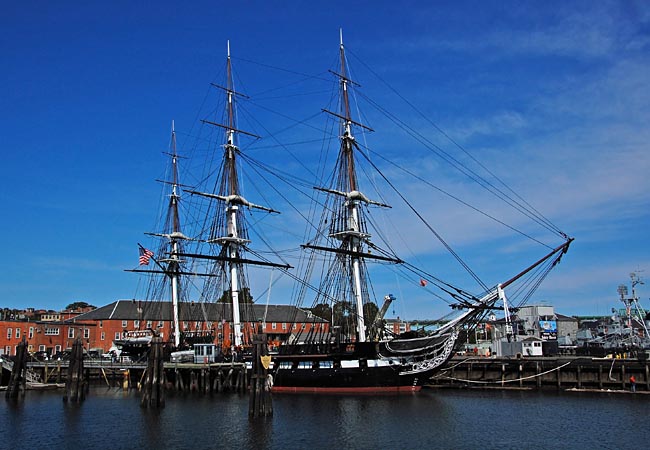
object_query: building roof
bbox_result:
[71,300,325,324]
[556,313,578,321]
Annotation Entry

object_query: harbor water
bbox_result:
[1,388,646,449]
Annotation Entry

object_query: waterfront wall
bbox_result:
[429,356,649,391]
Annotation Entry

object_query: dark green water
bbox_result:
[1,388,646,449]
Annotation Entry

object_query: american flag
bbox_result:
[139,247,154,265]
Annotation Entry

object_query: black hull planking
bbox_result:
[270,331,457,393]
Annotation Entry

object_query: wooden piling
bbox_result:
[621,364,626,390]
[577,365,582,389]
[141,336,165,408]
[598,364,603,389]
[64,338,86,403]
[249,325,273,418]
[5,337,28,400]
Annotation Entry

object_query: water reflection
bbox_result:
[1,388,647,449]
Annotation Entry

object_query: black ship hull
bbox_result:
[270,330,458,393]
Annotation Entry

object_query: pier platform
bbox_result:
[428,356,649,392]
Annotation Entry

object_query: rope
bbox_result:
[433,360,573,385]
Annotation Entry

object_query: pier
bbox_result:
[429,356,649,391]
[5,355,649,394]
[21,359,249,394]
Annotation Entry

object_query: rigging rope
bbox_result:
[357,147,489,292]
[346,48,567,239]
[433,360,573,385]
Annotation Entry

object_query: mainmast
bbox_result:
[188,41,287,348]
[223,42,245,348]
[167,121,184,348]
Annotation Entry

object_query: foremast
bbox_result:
[338,35,368,343]
[307,31,394,343]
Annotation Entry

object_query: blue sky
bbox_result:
[2,1,649,319]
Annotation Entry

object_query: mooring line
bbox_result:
[434,360,573,384]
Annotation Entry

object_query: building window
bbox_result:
[158,321,164,328]
[15,328,21,339]
[4,346,10,355]
[39,345,46,352]
[83,328,90,339]
[115,332,120,340]
[282,323,287,330]
[68,328,74,339]
[55,345,61,353]
[134,320,140,328]
[271,322,277,330]
[28,327,34,339]
[99,321,103,328]
[101,332,105,341]
[183,322,188,330]
[122,320,127,328]
[44,327,60,336]
[146,321,152,328]
[7,328,12,339]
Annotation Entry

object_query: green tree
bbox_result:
[311,303,332,322]
[363,302,379,327]
[65,301,96,310]
[217,288,253,303]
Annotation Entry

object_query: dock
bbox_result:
[428,356,649,391]
[5,355,649,394]
[22,360,249,393]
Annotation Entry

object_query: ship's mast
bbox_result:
[125,121,189,348]
[224,42,244,348]
[304,32,397,343]
[339,34,367,342]
[187,42,288,348]
[168,121,183,348]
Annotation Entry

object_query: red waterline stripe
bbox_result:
[271,385,422,394]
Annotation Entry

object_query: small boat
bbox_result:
[113,329,154,361]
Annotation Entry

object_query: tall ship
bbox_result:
[268,32,572,393]
[124,33,573,392]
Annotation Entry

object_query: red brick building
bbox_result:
[0,301,415,357]
[0,317,96,357]
[72,300,330,352]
